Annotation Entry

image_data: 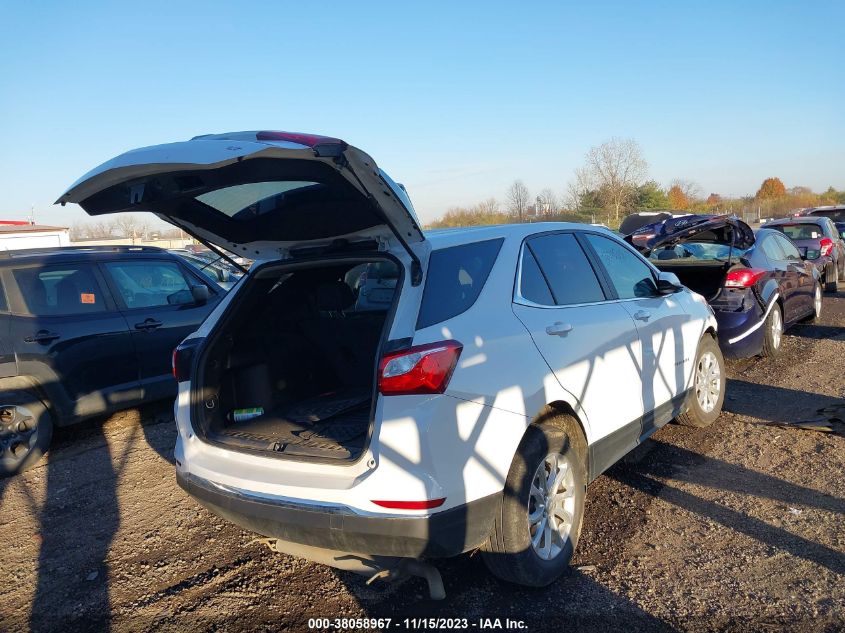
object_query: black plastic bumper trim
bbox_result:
[177,471,499,558]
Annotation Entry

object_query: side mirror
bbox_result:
[656,271,683,294]
[191,285,210,305]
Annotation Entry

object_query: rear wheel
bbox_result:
[825,265,839,293]
[481,418,586,587]
[0,391,53,478]
[760,303,783,358]
[676,335,725,428]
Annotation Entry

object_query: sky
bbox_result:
[1,0,843,229]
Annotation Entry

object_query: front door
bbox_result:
[100,258,220,401]
[581,233,692,434]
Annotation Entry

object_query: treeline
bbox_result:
[70,216,186,241]
[428,138,845,229]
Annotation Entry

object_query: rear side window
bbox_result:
[583,234,658,299]
[417,238,503,329]
[0,276,8,312]
[12,265,105,315]
[518,247,554,305]
[524,233,604,305]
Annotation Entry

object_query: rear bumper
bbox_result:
[176,470,498,558]
[714,303,767,358]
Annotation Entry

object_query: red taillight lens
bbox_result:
[819,238,834,257]
[371,498,446,510]
[255,131,344,147]
[172,340,201,382]
[725,268,767,288]
[378,340,463,395]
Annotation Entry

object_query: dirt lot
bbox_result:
[2,295,844,633]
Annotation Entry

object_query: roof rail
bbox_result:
[0,244,167,258]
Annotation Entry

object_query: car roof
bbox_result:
[423,222,614,248]
[766,217,828,225]
[0,245,175,265]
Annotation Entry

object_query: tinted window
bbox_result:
[417,238,503,329]
[518,247,554,305]
[196,181,320,219]
[584,234,658,299]
[105,261,195,308]
[12,265,105,315]
[525,234,604,305]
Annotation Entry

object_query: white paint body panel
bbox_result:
[173,222,716,520]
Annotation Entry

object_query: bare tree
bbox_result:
[110,214,152,242]
[584,138,648,221]
[537,188,559,215]
[565,166,594,211]
[476,197,500,215]
[506,180,530,221]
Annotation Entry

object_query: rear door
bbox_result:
[3,262,140,418]
[581,233,692,427]
[100,257,221,401]
[511,231,645,460]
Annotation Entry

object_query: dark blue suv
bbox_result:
[0,246,223,476]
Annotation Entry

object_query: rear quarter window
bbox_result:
[416,238,503,329]
[0,275,7,312]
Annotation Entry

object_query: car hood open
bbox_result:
[626,214,755,255]
[57,131,425,262]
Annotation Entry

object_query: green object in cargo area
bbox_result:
[229,407,264,423]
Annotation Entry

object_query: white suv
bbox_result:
[59,131,724,589]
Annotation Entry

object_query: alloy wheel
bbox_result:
[528,452,576,560]
[0,405,38,467]
[695,351,722,413]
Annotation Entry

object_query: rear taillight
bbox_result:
[172,340,201,382]
[378,340,463,395]
[371,498,446,510]
[724,268,767,288]
[819,238,834,257]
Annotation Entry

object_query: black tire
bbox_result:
[676,335,725,428]
[760,302,783,358]
[481,417,587,587]
[825,264,839,293]
[0,391,53,478]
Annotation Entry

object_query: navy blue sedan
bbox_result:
[627,215,821,358]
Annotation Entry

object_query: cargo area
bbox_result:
[193,257,401,461]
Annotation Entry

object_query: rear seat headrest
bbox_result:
[314,282,355,312]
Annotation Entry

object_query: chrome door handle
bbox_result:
[545,322,573,336]
[633,310,651,322]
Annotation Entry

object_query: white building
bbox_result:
[0,223,70,251]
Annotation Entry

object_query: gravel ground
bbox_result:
[1,294,843,632]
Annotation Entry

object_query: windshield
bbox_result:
[649,242,749,263]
